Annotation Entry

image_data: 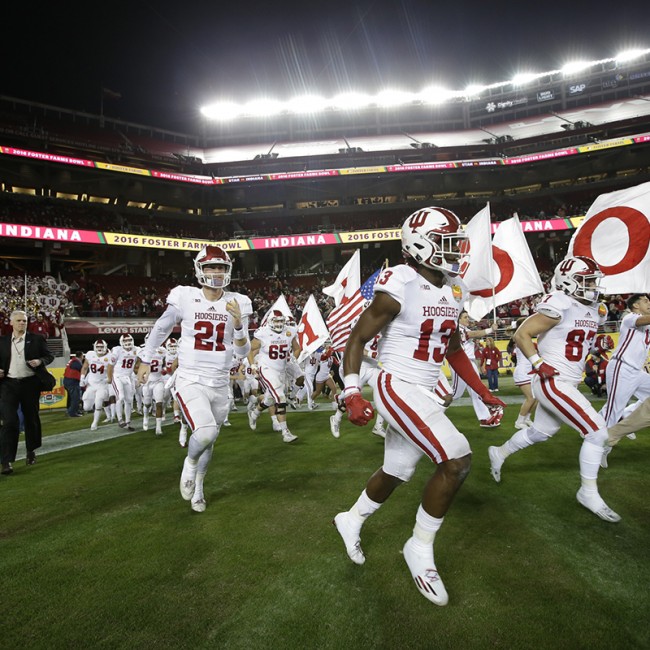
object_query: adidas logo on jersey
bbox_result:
[439,296,449,304]
[208,306,217,311]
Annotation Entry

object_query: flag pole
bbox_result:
[486,203,497,326]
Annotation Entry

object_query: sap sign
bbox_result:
[568,83,587,95]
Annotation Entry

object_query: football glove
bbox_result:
[529,357,559,379]
[344,392,375,426]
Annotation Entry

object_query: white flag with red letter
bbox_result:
[260,294,293,327]
[467,215,544,320]
[460,203,493,292]
[568,181,650,292]
[296,295,330,364]
[323,250,360,307]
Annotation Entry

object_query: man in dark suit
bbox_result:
[0,310,54,475]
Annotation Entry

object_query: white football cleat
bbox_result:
[333,512,365,565]
[223,420,231,427]
[308,403,319,411]
[576,488,621,523]
[248,410,257,431]
[142,414,149,431]
[329,415,340,438]
[90,423,98,431]
[402,537,448,606]
[372,424,386,438]
[282,430,298,443]
[155,428,163,437]
[179,458,197,501]
[488,446,504,483]
[191,497,206,513]
[626,433,637,440]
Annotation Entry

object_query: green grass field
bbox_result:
[1,382,649,650]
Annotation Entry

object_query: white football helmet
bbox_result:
[194,245,232,289]
[165,337,178,354]
[554,256,603,303]
[93,339,108,355]
[269,310,286,333]
[119,334,134,351]
[401,207,468,276]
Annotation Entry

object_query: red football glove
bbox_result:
[344,392,375,426]
[481,393,506,408]
[529,360,559,379]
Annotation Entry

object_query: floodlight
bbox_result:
[200,102,242,120]
[464,84,487,97]
[615,48,649,63]
[561,61,592,75]
[243,99,284,117]
[419,86,457,104]
[376,90,416,107]
[290,95,327,114]
[511,72,539,86]
[331,93,372,110]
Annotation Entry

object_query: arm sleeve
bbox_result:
[139,304,181,363]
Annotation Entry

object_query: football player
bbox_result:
[81,339,111,431]
[107,334,139,431]
[247,310,301,442]
[488,256,620,522]
[334,207,505,606]
[137,246,252,513]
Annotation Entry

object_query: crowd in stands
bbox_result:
[0,186,602,244]
[0,266,632,346]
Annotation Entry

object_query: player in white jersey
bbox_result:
[451,310,501,427]
[599,293,650,466]
[295,350,319,409]
[600,294,650,425]
[162,338,181,422]
[137,245,252,513]
[107,334,139,431]
[247,310,300,442]
[507,318,538,430]
[488,256,620,522]
[141,343,167,435]
[81,340,111,431]
[333,207,505,606]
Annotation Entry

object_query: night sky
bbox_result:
[3,0,649,133]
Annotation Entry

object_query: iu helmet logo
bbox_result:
[401,207,468,277]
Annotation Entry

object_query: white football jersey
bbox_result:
[164,349,178,374]
[255,326,296,372]
[110,345,140,377]
[375,264,466,388]
[535,291,607,384]
[147,348,167,383]
[612,312,650,370]
[167,285,253,388]
[459,324,476,360]
[85,350,111,385]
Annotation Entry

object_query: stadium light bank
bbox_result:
[200,48,650,121]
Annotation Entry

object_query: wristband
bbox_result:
[343,373,361,391]
[485,327,493,335]
[233,327,244,337]
[528,353,542,367]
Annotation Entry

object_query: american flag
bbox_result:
[327,269,381,352]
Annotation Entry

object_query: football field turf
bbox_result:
[1,384,649,649]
